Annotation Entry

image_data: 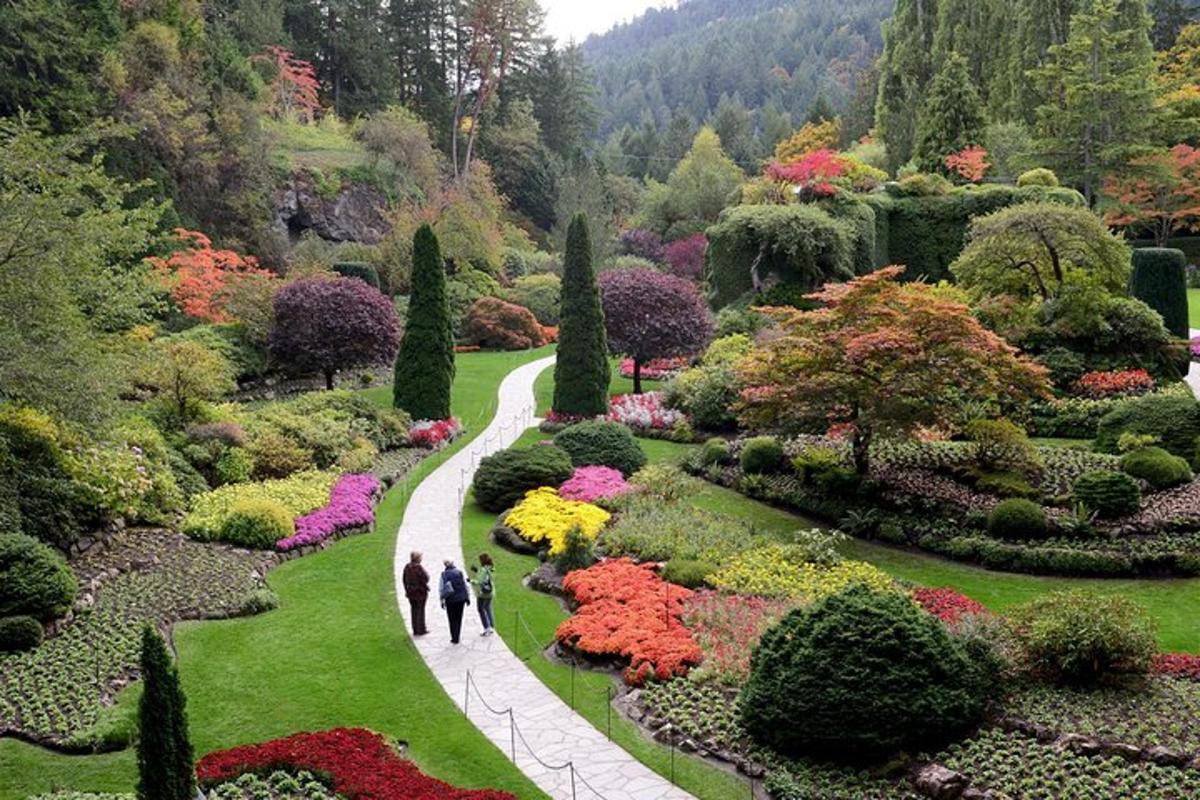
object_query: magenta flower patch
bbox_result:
[559,466,633,503]
[277,473,382,551]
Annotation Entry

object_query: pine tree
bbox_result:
[137,625,195,800]
[914,52,988,172]
[394,224,455,420]
[875,0,941,170]
[553,214,610,417]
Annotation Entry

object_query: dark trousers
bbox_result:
[408,594,428,635]
[445,599,467,643]
[477,596,494,630]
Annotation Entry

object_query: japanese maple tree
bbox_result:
[258,46,320,122]
[736,267,1051,474]
[1103,144,1200,247]
[765,148,846,198]
[944,146,991,183]
[148,228,274,323]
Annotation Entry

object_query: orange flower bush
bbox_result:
[149,228,274,323]
[556,558,702,685]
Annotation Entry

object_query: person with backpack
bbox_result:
[469,553,496,637]
[439,559,471,644]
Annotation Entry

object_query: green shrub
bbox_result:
[602,496,755,563]
[1120,446,1193,490]
[0,615,44,652]
[1017,168,1059,188]
[739,585,988,758]
[1007,590,1156,684]
[473,445,575,513]
[661,558,717,589]
[237,588,279,616]
[553,214,610,417]
[393,224,455,421]
[987,499,1048,539]
[504,274,561,326]
[1095,394,1200,465]
[0,405,92,548]
[0,533,78,620]
[164,448,209,500]
[740,436,785,475]
[1037,347,1087,390]
[247,431,314,480]
[793,446,860,496]
[1130,248,1189,339]
[1072,471,1142,519]
[664,364,739,430]
[218,499,295,550]
[700,437,731,466]
[552,526,597,574]
[553,420,647,476]
[967,418,1041,477]
[331,261,380,289]
[975,470,1037,499]
[214,447,254,486]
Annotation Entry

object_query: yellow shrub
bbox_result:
[710,543,896,603]
[503,487,610,555]
[183,470,337,540]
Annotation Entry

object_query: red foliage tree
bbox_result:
[257,46,320,123]
[270,277,400,389]
[1103,144,1200,246]
[148,228,274,323]
[944,146,991,183]
[664,234,708,281]
[599,268,714,393]
[764,149,846,198]
[463,296,547,350]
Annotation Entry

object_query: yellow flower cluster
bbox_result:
[183,470,337,540]
[710,543,896,603]
[504,487,611,555]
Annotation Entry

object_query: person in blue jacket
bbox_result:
[439,559,471,644]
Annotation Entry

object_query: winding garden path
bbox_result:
[393,355,695,800]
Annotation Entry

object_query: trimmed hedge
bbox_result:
[1095,394,1200,466]
[0,533,78,621]
[740,436,785,475]
[1072,471,1142,519]
[553,420,647,477]
[0,615,44,652]
[473,445,575,513]
[1130,248,1190,339]
[331,261,381,290]
[987,499,1048,540]
[1120,446,1193,490]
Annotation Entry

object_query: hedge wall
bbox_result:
[1130,248,1190,339]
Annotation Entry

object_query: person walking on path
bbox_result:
[402,551,430,636]
[439,559,471,644]
[469,553,496,636]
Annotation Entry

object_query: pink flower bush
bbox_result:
[277,473,381,551]
[608,392,686,431]
[681,591,795,684]
[559,466,633,502]
[410,417,463,449]
[1155,652,1200,681]
[619,357,688,381]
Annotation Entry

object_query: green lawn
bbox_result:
[1,349,555,800]
[1190,287,1200,329]
[264,117,369,172]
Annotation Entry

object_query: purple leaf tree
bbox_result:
[270,277,401,389]
[599,268,714,394]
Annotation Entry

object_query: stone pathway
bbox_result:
[1190,330,1200,399]
[393,355,696,800]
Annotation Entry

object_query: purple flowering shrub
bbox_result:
[277,473,382,551]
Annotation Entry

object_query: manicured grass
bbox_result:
[1189,288,1200,329]
[1,349,554,800]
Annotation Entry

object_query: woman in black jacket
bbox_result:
[402,551,429,636]
[439,559,471,644]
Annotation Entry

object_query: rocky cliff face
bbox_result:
[274,171,392,245]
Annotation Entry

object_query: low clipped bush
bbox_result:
[331,261,380,289]
[700,438,731,466]
[553,421,647,477]
[1007,591,1156,685]
[473,445,575,513]
[1072,471,1142,519]
[0,615,44,652]
[740,436,785,475]
[661,558,717,589]
[0,533,78,621]
[739,585,988,758]
[463,297,547,350]
[1120,446,1193,490]
[1017,168,1059,188]
[219,499,296,550]
[1095,394,1200,466]
[987,499,1048,539]
[214,447,254,486]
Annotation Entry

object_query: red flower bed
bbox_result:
[196,728,515,800]
[1155,652,1200,681]
[912,587,987,625]
[1074,369,1155,398]
[619,356,688,381]
[681,592,794,683]
[556,558,702,686]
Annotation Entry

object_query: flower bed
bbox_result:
[277,473,382,551]
[409,417,464,449]
[182,471,337,541]
[1154,652,1200,681]
[558,466,632,503]
[681,592,794,684]
[619,356,688,381]
[556,558,702,685]
[708,543,896,603]
[607,392,686,432]
[197,727,516,800]
[912,587,987,625]
[1074,369,1155,398]
[503,487,610,555]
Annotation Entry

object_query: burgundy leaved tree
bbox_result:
[599,268,714,393]
[270,277,401,389]
[664,234,708,280]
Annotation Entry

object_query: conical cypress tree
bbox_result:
[394,224,455,420]
[553,214,610,416]
[914,52,987,173]
[137,625,195,800]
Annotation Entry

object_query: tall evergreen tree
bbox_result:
[137,625,195,800]
[914,52,988,172]
[394,224,455,420]
[875,0,941,170]
[553,214,610,417]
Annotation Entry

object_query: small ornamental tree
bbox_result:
[737,267,1052,475]
[1103,144,1200,247]
[664,234,707,280]
[554,214,610,417]
[944,146,991,183]
[137,625,195,800]
[271,277,401,390]
[149,228,274,323]
[144,339,237,424]
[394,224,455,420]
[464,297,547,350]
[599,269,714,394]
[256,46,320,123]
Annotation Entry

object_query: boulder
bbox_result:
[914,764,968,800]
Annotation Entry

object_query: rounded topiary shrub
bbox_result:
[1120,446,1193,490]
[219,499,295,550]
[553,420,647,477]
[473,444,575,513]
[700,437,731,466]
[740,436,785,475]
[332,261,381,289]
[661,558,717,589]
[1095,395,1200,466]
[1072,471,1142,519]
[1016,168,1059,188]
[739,585,988,759]
[0,533,78,621]
[0,615,44,652]
[1007,590,1156,685]
[987,498,1048,539]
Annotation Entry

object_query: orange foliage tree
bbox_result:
[257,46,321,122]
[944,146,991,183]
[1102,144,1200,247]
[774,119,841,163]
[736,267,1051,474]
[148,228,274,323]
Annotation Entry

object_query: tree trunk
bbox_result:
[851,427,871,476]
[633,359,643,395]
[325,370,335,391]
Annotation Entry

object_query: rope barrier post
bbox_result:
[513,610,520,659]
[508,709,516,763]
[464,671,471,718]
[569,764,577,800]
[670,735,676,785]
[570,660,576,711]
[606,685,612,740]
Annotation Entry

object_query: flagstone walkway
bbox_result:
[393,354,696,800]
